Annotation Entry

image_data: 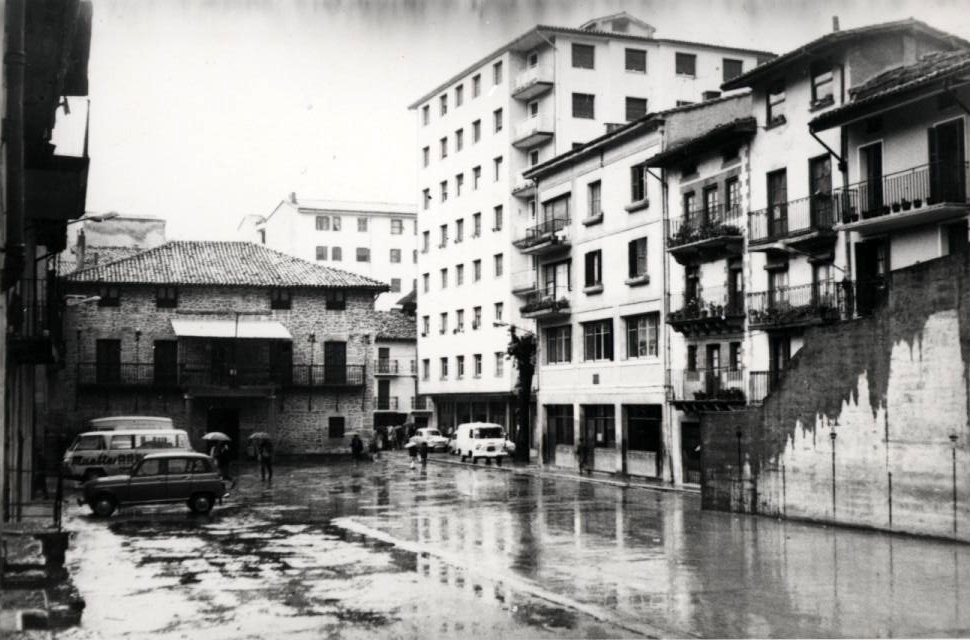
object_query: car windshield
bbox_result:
[70,435,104,451]
[474,427,504,439]
[425,430,441,437]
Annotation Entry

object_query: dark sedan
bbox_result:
[80,451,227,517]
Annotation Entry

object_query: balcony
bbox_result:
[512,217,570,255]
[512,113,554,149]
[8,277,60,365]
[511,269,538,296]
[290,364,366,388]
[747,370,780,406]
[375,396,400,411]
[667,205,744,264]
[667,286,745,337]
[747,280,845,330]
[511,64,554,101]
[411,394,433,412]
[375,359,414,376]
[834,161,969,235]
[77,363,180,390]
[669,367,747,411]
[512,173,537,199]
[748,194,838,251]
[520,284,570,320]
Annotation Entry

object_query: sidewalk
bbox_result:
[426,453,700,494]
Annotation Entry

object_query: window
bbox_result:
[455,128,464,151]
[529,149,539,166]
[628,237,648,279]
[723,58,743,82]
[358,217,368,232]
[95,339,121,382]
[545,325,571,364]
[270,288,291,310]
[456,355,465,378]
[455,219,464,242]
[472,74,481,97]
[455,84,464,107]
[456,263,464,285]
[767,79,786,125]
[422,273,429,292]
[585,405,615,448]
[413,250,417,264]
[422,359,430,380]
[811,60,834,106]
[572,43,595,69]
[472,212,481,236]
[421,231,429,253]
[630,165,646,202]
[439,224,448,247]
[683,191,696,217]
[440,268,448,288]
[625,48,646,73]
[495,352,504,377]
[493,60,503,85]
[572,93,595,119]
[472,120,481,142]
[494,302,504,321]
[421,105,429,125]
[440,357,449,379]
[726,177,741,215]
[439,94,448,116]
[494,253,504,277]
[456,309,465,331]
[730,342,742,371]
[422,188,430,210]
[686,344,698,372]
[326,289,346,310]
[675,52,696,76]
[332,246,342,261]
[422,316,429,336]
[422,146,429,167]
[316,216,330,231]
[316,246,328,261]
[583,319,613,361]
[588,181,601,218]
[548,405,574,446]
[493,205,503,231]
[625,313,659,358]
[703,184,720,217]
[356,247,370,262]
[628,405,661,452]
[455,173,464,197]
[527,51,538,67]
[391,218,404,234]
[332,216,341,231]
[625,97,647,121]
[440,180,448,202]
[473,259,482,281]
[473,306,482,329]
[440,312,448,334]
[473,166,481,189]
[584,250,602,288]
[440,137,448,159]
[156,286,178,309]
[390,248,401,263]
[473,354,482,377]
[494,108,503,133]
[493,156,503,181]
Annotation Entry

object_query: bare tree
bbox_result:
[505,327,536,463]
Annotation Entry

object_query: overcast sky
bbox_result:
[54,0,970,240]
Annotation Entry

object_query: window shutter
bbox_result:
[585,252,595,286]
[628,240,637,277]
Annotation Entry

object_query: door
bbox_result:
[377,379,391,410]
[767,169,788,238]
[947,220,969,255]
[705,344,721,396]
[165,456,194,501]
[206,408,240,458]
[324,341,347,384]
[855,238,889,315]
[860,143,883,216]
[269,341,293,385]
[809,155,833,227]
[681,422,702,484]
[684,265,700,308]
[769,335,791,390]
[153,340,178,386]
[96,339,121,384]
[929,119,966,203]
[378,347,390,374]
[727,259,743,315]
[127,458,168,503]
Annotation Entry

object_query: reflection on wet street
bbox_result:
[61,456,970,638]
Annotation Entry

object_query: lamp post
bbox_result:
[134,329,141,410]
[495,321,537,463]
[308,333,316,411]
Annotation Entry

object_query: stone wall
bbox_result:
[701,254,970,541]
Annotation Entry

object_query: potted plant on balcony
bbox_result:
[891,201,901,213]
[901,198,912,211]
[914,197,923,208]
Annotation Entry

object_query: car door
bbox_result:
[166,457,193,502]
[127,458,167,503]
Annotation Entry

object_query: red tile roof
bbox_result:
[64,241,388,290]
[372,310,417,340]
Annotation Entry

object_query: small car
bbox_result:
[414,427,449,452]
[79,451,227,517]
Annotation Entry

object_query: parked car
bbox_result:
[453,422,512,464]
[79,452,227,517]
[414,427,449,452]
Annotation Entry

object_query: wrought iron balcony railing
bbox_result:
[747,280,845,328]
[669,367,746,406]
[512,217,570,251]
[520,283,570,317]
[833,161,969,224]
[748,194,837,244]
[668,204,745,249]
[375,396,399,410]
[78,362,367,389]
[376,359,399,374]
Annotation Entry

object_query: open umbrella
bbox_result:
[248,432,271,441]
[202,431,231,442]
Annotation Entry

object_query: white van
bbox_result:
[87,416,175,431]
[63,429,192,482]
[454,422,511,464]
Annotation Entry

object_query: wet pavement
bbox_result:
[58,454,970,639]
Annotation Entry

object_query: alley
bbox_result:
[57,455,970,639]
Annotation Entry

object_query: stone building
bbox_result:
[54,241,391,457]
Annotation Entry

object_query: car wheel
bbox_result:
[82,469,104,484]
[90,494,116,518]
[188,493,214,514]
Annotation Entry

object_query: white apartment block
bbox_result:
[241,195,418,311]
[410,12,772,438]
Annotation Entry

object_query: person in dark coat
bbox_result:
[351,434,364,463]
[258,440,274,481]
[418,440,430,467]
[368,437,379,461]
[216,442,235,487]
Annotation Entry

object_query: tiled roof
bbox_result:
[722,18,970,91]
[810,49,970,131]
[372,310,416,340]
[62,246,144,273]
[64,241,388,290]
[645,117,757,167]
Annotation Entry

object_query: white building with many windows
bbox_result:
[410,12,773,439]
[240,195,418,311]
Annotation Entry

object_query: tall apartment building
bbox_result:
[240,195,418,311]
[410,12,773,437]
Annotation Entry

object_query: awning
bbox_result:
[170,319,292,340]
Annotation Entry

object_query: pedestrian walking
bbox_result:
[419,440,429,468]
[258,439,274,481]
[407,439,418,469]
[577,441,589,476]
[216,442,235,488]
[351,433,364,463]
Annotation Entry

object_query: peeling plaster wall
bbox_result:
[702,254,970,541]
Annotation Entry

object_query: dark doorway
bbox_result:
[855,238,889,315]
[206,407,240,457]
[860,142,883,216]
[269,340,293,385]
[96,339,121,384]
[377,379,391,410]
[681,422,702,484]
[809,154,833,226]
[153,340,178,386]
[947,220,969,255]
[769,334,791,390]
[324,341,347,384]
[705,344,721,395]
[767,169,788,237]
[210,340,233,386]
[929,118,966,204]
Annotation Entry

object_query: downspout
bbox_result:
[4,0,26,292]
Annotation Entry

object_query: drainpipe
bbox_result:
[4,0,27,292]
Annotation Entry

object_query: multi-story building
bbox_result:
[371,311,421,431]
[241,195,418,311]
[54,241,391,457]
[410,12,773,440]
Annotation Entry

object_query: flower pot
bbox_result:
[901,199,912,211]
[914,198,923,208]
[892,202,901,213]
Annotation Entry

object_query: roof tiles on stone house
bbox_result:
[371,311,417,341]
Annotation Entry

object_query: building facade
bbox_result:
[53,241,392,457]
[240,195,418,311]
[411,13,773,441]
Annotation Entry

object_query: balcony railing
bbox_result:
[375,396,399,410]
[520,283,570,318]
[77,363,180,388]
[667,285,745,336]
[513,217,570,252]
[748,194,837,244]
[669,367,747,408]
[376,359,400,375]
[668,204,745,249]
[512,64,554,100]
[747,280,845,328]
[834,161,969,225]
[78,363,368,389]
[748,370,780,405]
[289,364,366,387]
[8,276,61,364]
[511,269,538,294]
[512,113,555,149]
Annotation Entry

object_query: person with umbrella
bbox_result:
[203,432,234,487]
[250,432,274,482]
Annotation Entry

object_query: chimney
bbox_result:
[289,191,297,204]
[76,229,86,270]
[832,16,840,32]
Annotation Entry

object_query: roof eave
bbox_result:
[646,120,757,167]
